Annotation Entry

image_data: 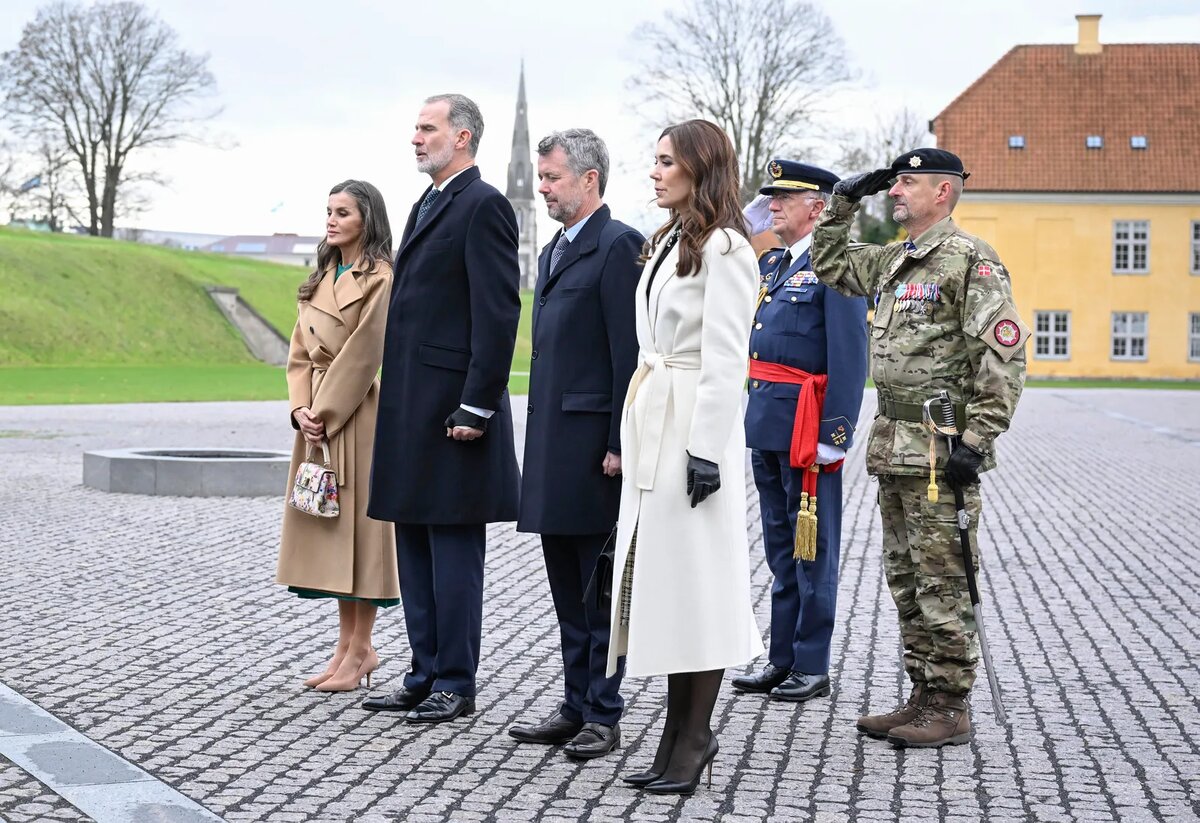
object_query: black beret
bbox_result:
[760,159,840,195]
[889,148,970,180]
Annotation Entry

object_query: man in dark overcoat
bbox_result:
[364,93,521,724]
[507,129,642,758]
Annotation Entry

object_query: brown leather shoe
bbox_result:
[887,691,972,748]
[856,682,928,739]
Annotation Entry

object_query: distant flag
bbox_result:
[17,176,42,193]
[269,201,284,214]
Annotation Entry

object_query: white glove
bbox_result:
[815,442,845,465]
[743,194,773,235]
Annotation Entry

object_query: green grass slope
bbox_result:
[0,226,304,366]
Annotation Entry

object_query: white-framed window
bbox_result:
[1111,312,1148,361]
[1131,135,1148,149]
[1034,311,1070,360]
[1113,220,1149,273]
[1086,135,1104,149]
[1008,135,1025,149]
[1192,221,1200,275]
[1190,313,1200,362]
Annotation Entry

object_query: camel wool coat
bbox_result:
[276,260,399,600]
[607,227,765,678]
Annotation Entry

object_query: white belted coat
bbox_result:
[606,227,765,678]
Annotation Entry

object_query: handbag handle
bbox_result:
[306,439,332,467]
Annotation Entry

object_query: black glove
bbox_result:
[944,442,984,487]
[832,169,893,200]
[444,407,489,434]
[685,452,721,508]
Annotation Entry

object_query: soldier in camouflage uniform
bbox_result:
[809,147,1028,748]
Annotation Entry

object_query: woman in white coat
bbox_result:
[607,120,764,794]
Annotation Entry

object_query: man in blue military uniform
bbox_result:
[732,160,868,702]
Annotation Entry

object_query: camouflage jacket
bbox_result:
[810,195,1028,477]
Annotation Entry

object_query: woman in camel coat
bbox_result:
[608,121,764,794]
[277,179,398,692]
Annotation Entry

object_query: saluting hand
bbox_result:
[833,169,893,201]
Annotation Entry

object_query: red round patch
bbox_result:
[994,319,1020,347]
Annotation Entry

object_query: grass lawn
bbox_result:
[1026,378,1198,390]
[0,365,530,405]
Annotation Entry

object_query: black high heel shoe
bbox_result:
[645,735,719,795]
[621,770,662,787]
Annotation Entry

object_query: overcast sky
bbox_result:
[2,0,1197,242]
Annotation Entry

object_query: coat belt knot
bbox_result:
[626,349,701,491]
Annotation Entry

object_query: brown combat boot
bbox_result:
[886,690,972,748]
[856,682,928,739]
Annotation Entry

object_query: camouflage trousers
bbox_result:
[878,474,982,695]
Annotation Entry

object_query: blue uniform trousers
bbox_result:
[541,533,625,725]
[752,449,842,674]
[396,523,486,697]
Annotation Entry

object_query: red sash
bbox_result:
[747,360,842,473]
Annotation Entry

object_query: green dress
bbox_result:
[289,261,400,608]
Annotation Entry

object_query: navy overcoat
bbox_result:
[368,167,522,524]
[516,205,643,535]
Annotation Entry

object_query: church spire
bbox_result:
[506,60,533,201]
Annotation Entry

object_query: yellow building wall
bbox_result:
[955,199,1200,380]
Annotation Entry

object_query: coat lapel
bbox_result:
[768,247,811,295]
[396,166,481,262]
[334,263,366,310]
[532,235,556,332]
[544,204,610,291]
[309,265,342,321]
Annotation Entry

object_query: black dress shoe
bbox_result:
[731,663,790,693]
[405,691,476,724]
[361,686,430,712]
[562,722,620,760]
[509,710,583,744]
[769,671,831,702]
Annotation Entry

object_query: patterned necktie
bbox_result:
[416,188,440,225]
[549,233,570,275]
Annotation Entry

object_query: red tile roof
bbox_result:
[931,44,1200,192]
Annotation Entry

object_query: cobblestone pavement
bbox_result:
[0,389,1197,823]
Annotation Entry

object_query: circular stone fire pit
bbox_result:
[83,448,291,497]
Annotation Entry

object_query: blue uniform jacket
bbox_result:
[745,245,868,455]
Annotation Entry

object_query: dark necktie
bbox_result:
[775,251,793,287]
[549,234,570,275]
[416,188,440,225]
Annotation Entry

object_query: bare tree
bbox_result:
[628,0,854,200]
[834,107,933,243]
[29,141,82,231]
[0,1,218,237]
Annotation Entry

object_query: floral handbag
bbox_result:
[287,440,340,518]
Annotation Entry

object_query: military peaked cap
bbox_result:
[760,159,840,195]
[889,148,970,180]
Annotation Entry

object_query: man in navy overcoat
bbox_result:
[508,129,642,759]
[364,94,522,724]
[734,160,868,703]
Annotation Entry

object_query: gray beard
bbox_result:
[416,144,454,176]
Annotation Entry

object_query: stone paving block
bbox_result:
[0,392,1198,822]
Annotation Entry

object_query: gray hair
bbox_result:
[425,93,484,156]
[808,190,832,207]
[536,129,610,196]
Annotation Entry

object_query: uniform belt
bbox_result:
[877,396,966,428]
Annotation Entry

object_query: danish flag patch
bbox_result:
[976,263,993,277]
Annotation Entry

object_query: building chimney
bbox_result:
[1075,14,1102,55]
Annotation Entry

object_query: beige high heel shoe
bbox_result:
[303,650,349,688]
[315,650,380,693]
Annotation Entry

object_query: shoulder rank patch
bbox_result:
[994,319,1021,347]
